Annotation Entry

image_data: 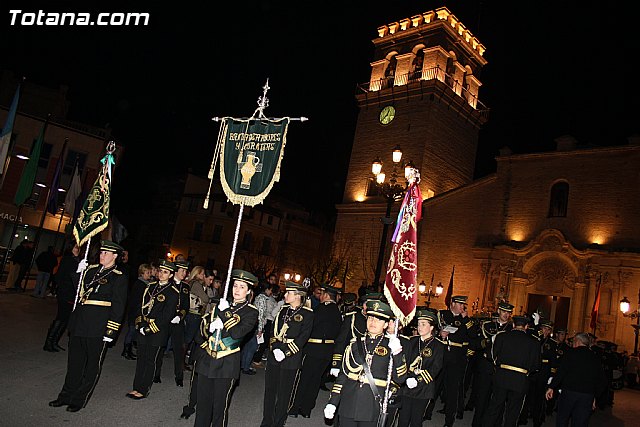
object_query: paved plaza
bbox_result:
[1,286,638,426]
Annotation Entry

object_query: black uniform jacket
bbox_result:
[438,309,478,349]
[549,346,607,396]
[477,320,512,373]
[172,279,191,320]
[69,264,128,339]
[403,335,445,399]
[135,281,180,346]
[269,303,314,369]
[332,309,366,369]
[195,301,258,379]
[304,300,342,360]
[492,329,541,393]
[539,335,559,375]
[329,333,407,422]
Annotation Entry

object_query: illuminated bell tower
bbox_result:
[335,7,489,291]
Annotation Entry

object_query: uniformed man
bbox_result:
[193,269,259,427]
[483,315,541,427]
[324,300,407,427]
[530,319,558,427]
[49,240,128,412]
[289,283,342,418]
[398,308,445,427]
[260,281,314,427]
[471,302,514,427]
[435,295,478,426]
[154,259,190,386]
[330,291,384,377]
[126,260,180,399]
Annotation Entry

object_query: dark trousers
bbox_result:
[184,313,201,348]
[13,263,29,289]
[483,384,526,427]
[339,418,377,427]
[156,322,185,380]
[57,336,107,408]
[124,319,137,345]
[444,350,467,424]
[556,390,593,427]
[241,335,258,371]
[194,377,235,427]
[531,371,550,426]
[185,364,199,410]
[472,360,494,426]
[398,396,429,427]
[133,342,161,395]
[261,362,301,427]
[292,354,330,415]
[254,320,273,361]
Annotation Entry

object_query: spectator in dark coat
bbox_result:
[9,240,34,291]
[33,246,59,298]
[546,332,607,426]
[44,243,81,352]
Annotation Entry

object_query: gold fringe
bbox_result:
[384,285,417,327]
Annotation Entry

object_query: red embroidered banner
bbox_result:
[384,182,422,326]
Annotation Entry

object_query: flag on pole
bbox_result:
[590,273,602,331]
[444,266,455,307]
[0,83,21,174]
[14,116,49,206]
[383,181,423,326]
[73,143,115,247]
[64,160,82,219]
[46,139,67,214]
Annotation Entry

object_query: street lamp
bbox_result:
[370,145,411,291]
[284,272,291,281]
[419,279,443,308]
[620,291,640,355]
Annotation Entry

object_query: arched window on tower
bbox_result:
[548,181,569,217]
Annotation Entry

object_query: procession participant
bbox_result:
[48,240,128,412]
[437,295,478,426]
[324,300,407,427]
[192,269,259,427]
[126,260,180,399]
[483,315,541,427]
[398,308,445,427]
[471,302,514,427]
[289,283,342,418]
[184,266,209,368]
[330,291,384,377]
[260,281,314,427]
[121,263,151,360]
[530,319,557,426]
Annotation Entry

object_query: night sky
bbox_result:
[3,1,639,229]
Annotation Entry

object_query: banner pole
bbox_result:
[211,203,245,348]
[72,241,91,312]
[379,318,399,427]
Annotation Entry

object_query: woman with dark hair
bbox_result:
[43,243,81,352]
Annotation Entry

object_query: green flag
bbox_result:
[73,147,115,247]
[14,117,48,206]
[219,117,289,206]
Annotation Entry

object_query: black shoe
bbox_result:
[437,408,446,414]
[464,404,474,411]
[49,399,66,407]
[242,368,256,375]
[424,413,432,420]
[456,412,464,420]
[153,377,161,383]
[66,405,82,412]
[175,378,183,387]
[300,413,311,418]
[320,384,330,392]
[288,413,299,418]
[181,406,195,419]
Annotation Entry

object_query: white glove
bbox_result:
[273,348,285,362]
[171,315,181,324]
[103,336,113,343]
[76,259,88,273]
[532,312,540,325]
[139,327,146,335]
[406,377,418,389]
[547,376,554,385]
[217,299,230,311]
[324,403,336,419]
[387,335,402,355]
[330,368,340,377]
[209,317,223,333]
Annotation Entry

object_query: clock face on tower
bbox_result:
[379,105,396,125]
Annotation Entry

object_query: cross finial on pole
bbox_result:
[254,78,271,119]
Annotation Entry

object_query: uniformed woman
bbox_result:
[260,281,314,427]
[193,269,258,427]
[324,300,407,427]
[126,260,180,399]
[397,308,445,427]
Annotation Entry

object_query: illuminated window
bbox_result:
[548,182,569,217]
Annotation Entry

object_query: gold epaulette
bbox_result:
[113,269,123,275]
[436,337,447,345]
[172,286,179,293]
[399,334,410,340]
[302,306,313,312]
[248,304,258,310]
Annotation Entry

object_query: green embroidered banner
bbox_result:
[73,150,114,247]
[220,118,289,206]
